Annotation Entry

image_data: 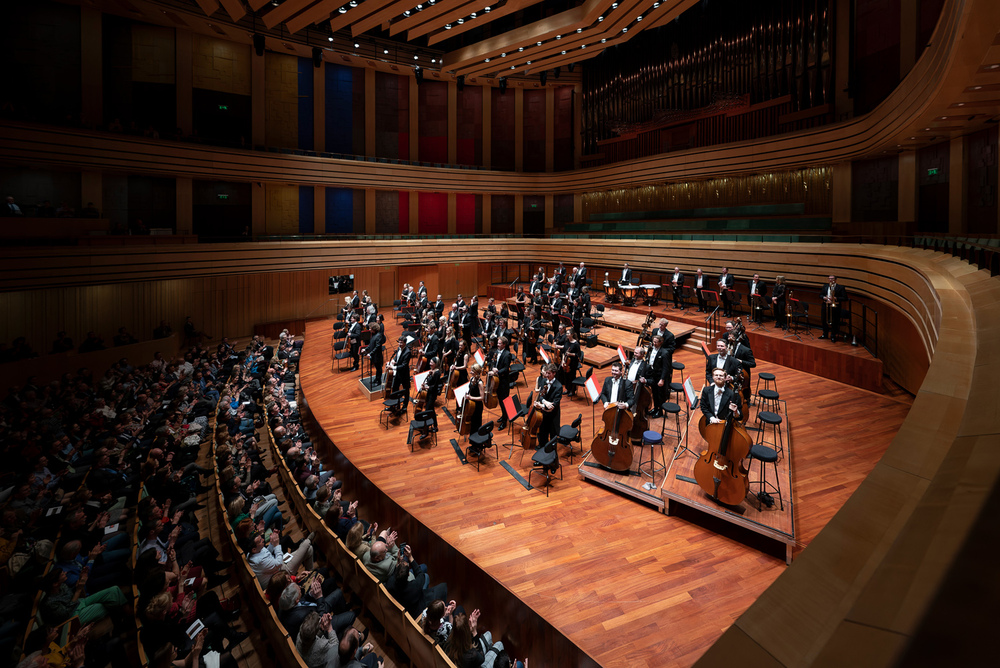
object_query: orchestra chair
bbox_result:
[529,437,563,497]
[572,366,594,398]
[756,410,785,460]
[787,299,811,338]
[333,321,345,330]
[466,421,498,471]
[556,414,583,464]
[332,341,352,371]
[677,286,693,312]
[408,409,437,451]
[578,316,595,337]
[728,290,744,316]
[333,328,347,341]
[748,442,784,510]
[593,304,606,324]
[380,390,408,429]
[392,299,402,321]
[638,430,667,480]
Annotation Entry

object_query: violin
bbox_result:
[591,405,634,472]
[693,374,753,505]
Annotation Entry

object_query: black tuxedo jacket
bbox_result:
[599,377,635,409]
[670,272,685,287]
[620,268,633,284]
[705,353,742,383]
[624,359,649,385]
[718,273,734,290]
[821,283,848,303]
[650,329,676,356]
[645,347,671,384]
[700,384,741,421]
[748,280,768,299]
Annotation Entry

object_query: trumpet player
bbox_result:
[820,275,848,342]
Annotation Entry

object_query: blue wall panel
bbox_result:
[325,65,354,155]
[326,187,354,233]
[299,186,314,233]
[297,57,314,151]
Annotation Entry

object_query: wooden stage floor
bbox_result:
[299,316,913,668]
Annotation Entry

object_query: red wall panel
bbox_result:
[418,191,447,234]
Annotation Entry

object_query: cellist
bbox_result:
[488,336,513,430]
[700,368,742,424]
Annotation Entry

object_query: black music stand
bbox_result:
[751,293,770,332]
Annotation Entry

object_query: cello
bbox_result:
[693,374,753,506]
[591,405,634,472]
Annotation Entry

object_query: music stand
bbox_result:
[751,293,770,332]
[673,395,699,460]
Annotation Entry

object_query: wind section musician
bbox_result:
[820,275,848,342]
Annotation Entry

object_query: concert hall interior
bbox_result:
[1,1,1000,667]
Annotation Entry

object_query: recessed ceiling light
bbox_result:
[576,28,582,33]
[445,23,452,29]
[485,58,490,62]
[518,47,524,52]
[328,36,333,41]
[354,43,360,48]
[537,42,542,46]
[457,18,464,24]
[561,50,566,55]
[637,15,643,21]
[414,55,418,60]
[622,27,628,32]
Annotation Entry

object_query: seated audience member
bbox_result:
[420,599,457,645]
[277,581,355,642]
[360,530,400,583]
[294,611,340,668]
[248,529,315,587]
[51,331,75,353]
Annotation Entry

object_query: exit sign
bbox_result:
[927,168,940,176]
[217,194,229,200]
[218,105,229,111]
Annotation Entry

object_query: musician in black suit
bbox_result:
[644,335,672,417]
[560,330,581,395]
[488,336,513,429]
[771,276,788,329]
[417,281,428,300]
[650,319,676,357]
[363,324,385,386]
[387,337,412,396]
[599,362,635,411]
[820,275,848,342]
[700,368,742,424]
[434,295,445,318]
[522,315,542,364]
[669,267,685,309]
[533,364,563,448]
[459,306,476,345]
[725,322,756,388]
[718,268,735,317]
[705,340,742,384]
[619,263,633,285]
[347,314,363,371]
[625,346,650,390]
[421,324,441,365]
[747,274,768,324]
[694,268,709,312]
[577,262,588,284]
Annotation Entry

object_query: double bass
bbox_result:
[484,366,500,410]
[628,382,654,444]
[591,405,634,472]
[519,391,543,450]
[693,375,753,505]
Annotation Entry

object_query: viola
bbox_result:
[591,405,634,472]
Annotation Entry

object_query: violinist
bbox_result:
[488,336,513,430]
[532,289,545,319]
[387,336,412,396]
[700,368,741,424]
[599,362,635,411]
[363,303,378,328]
[522,314,542,364]
[499,301,511,324]
[533,364,563,447]
[560,329,581,395]
[362,324,385,388]
[440,326,459,370]
[347,314,363,371]
[465,363,486,434]
[705,339,741,385]
[484,297,497,318]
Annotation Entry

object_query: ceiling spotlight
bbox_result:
[527,60,531,64]
[431,58,436,63]
[599,16,604,21]
[561,50,566,55]
[350,0,357,6]
[404,10,410,15]
[383,48,389,54]
[501,52,506,57]
[485,6,491,12]
[637,15,642,21]
[510,65,515,69]
[518,47,524,52]
[417,3,423,8]
[612,2,618,7]
[471,12,476,18]
[581,44,586,48]
[339,7,347,12]
[601,38,606,43]
[445,23,452,29]
[414,54,418,60]
[654,2,660,6]
[457,18,464,24]
[556,35,562,40]
[485,58,490,62]
[328,36,334,41]
[536,41,542,46]
[622,27,628,32]
[576,28,582,33]
[354,42,360,48]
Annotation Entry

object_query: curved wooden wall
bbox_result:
[3,237,996,665]
[0,0,993,195]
